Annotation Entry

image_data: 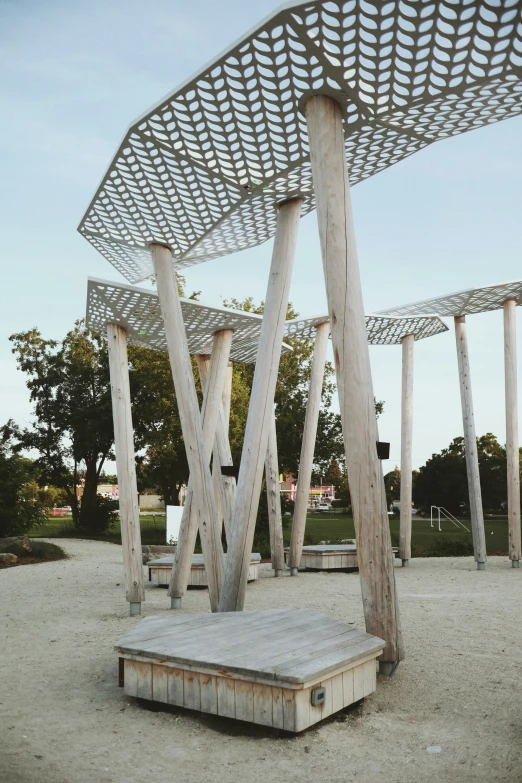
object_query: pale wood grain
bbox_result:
[219,198,302,612]
[152,664,169,704]
[454,315,487,565]
[217,677,236,719]
[235,680,254,723]
[106,324,145,605]
[168,333,233,604]
[305,94,403,664]
[199,673,218,715]
[289,320,330,570]
[400,333,415,563]
[151,243,224,610]
[504,298,521,563]
[265,408,285,571]
[253,683,273,727]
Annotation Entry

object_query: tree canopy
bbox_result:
[413,433,510,516]
[0,430,51,537]
[8,322,115,533]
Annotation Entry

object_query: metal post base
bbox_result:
[129,602,141,616]
[170,597,182,610]
[401,559,409,567]
[290,567,299,576]
[512,559,520,568]
[379,661,399,677]
[274,569,283,577]
[477,562,486,571]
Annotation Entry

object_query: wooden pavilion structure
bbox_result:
[80,1,522,720]
[381,280,522,570]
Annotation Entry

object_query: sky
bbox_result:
[1,0,522,471]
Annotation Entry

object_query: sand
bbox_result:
[1,538,521,783]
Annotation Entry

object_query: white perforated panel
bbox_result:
[86,277,291,364]
[79,1,522,282]
[284,312,447,344]
[379,280,522,318]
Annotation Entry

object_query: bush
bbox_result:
[413,536,475,558]
[252,491,292,559]
[0,440,49,537]
[330,500,344,509]
[0,540,66,561]
[76,496,118,536]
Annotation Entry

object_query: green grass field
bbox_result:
[29,510,514,555]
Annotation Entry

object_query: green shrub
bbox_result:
[413,536,474,558]
[0,440,49,537]
[252,491,292,558]
[0,540,66,561]
[76,496,118,536]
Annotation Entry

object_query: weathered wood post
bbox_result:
[151,241,224,612]
[106,323,145,616]
[213,406,236,539]
[212,360,236,539]
[219,197,302,612]
[305,94,403,672]
[288,320,330,574]
[166,329,233,609]
[454,315,487,569]
[399,333,415,567]
[503,298,521,567]
[265,408,285,576]
[222,361,233,433]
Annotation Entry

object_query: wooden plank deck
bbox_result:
[284,545,399,571]
[148,554,261,586]
[115,609,385,732]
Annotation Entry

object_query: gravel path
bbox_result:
[1,539,521,783]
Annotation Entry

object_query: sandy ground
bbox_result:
[1,539,522,783]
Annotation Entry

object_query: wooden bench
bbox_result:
[148,553,261,587]
[285,545,399,571]
[115,608,385,732]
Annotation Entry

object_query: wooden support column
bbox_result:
[222,361,233,433]
[305,94,403,671]
[399,333,415,567]
[215,360,236,537]
[166,329,234,609]
[288,321,330,574]
[265,408,284,575]
[503,298,521,567]
[213,407,236,539]
[219,197,302,612]
[151,241,224,612]
[454,315,487,569]
[106,323,145,615]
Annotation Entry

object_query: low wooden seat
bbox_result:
[148,553,261,587]
[115,608,385,732]
[285,545,399,571]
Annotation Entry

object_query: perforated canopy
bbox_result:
[87,279,446,359]
[79,1,522,283]
[284,312,448,344]
[378,280,522,318]
[86,277,291,364]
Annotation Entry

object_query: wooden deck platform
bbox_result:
[148,554,261,587]
[114,608,385,732]
[285,545,399,571]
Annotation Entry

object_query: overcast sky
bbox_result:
[2,0,522,471]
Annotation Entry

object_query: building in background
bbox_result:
[279,474,335,507]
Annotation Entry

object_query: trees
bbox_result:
[222,296,345,474]
[129,344,195,505]
[9,322,115,533]
[413,433,508,516]
[0,431,50,537]
[384,467,401,509]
